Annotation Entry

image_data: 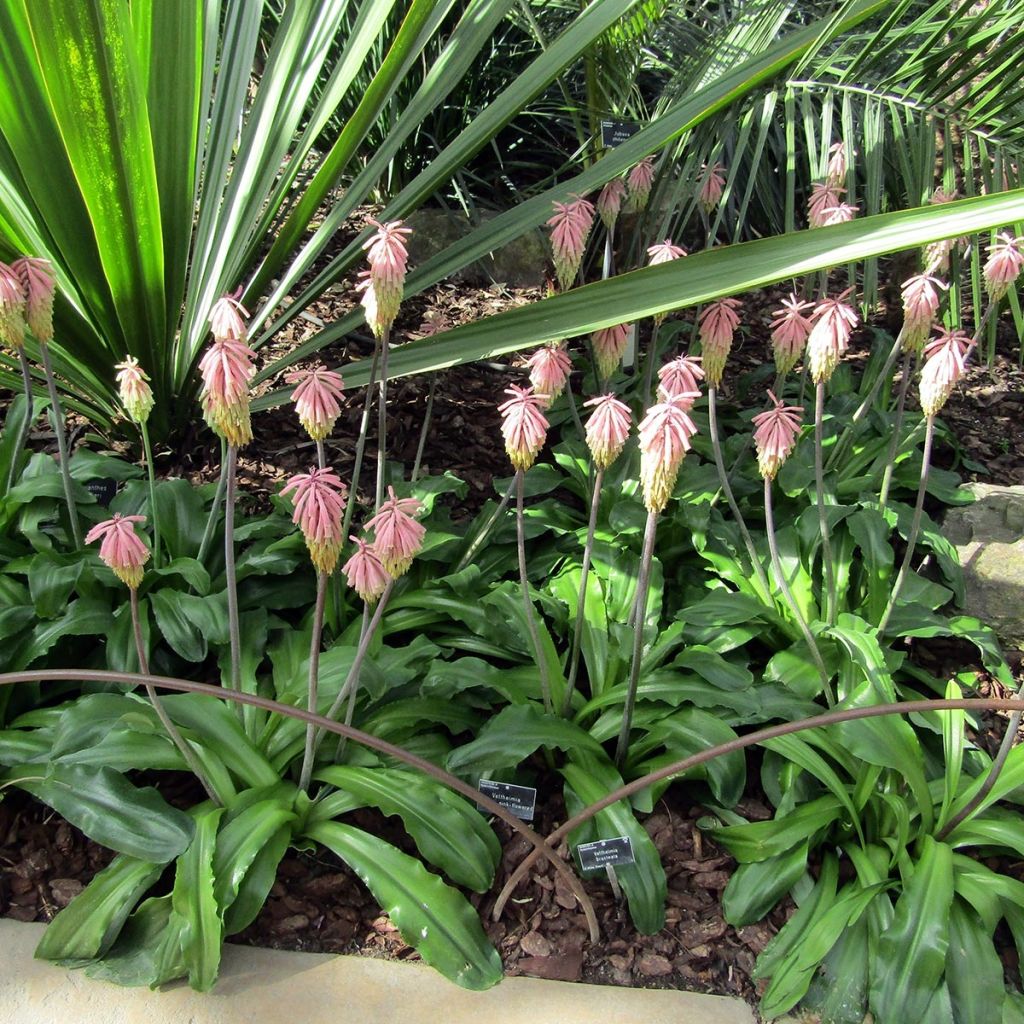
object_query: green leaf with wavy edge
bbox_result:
[314,766,498,893]
[306,821,502,990]
[946,897,1004,1024]
[561,750,667,935]
[704,795,843,864]
[722,842,811,927]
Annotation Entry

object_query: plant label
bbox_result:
[477,780,537,821]
[601,120,641,148]
[576,836,635,872]
[85,477,117,508]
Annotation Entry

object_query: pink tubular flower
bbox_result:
[360,218,412,336]
[752,392,804,480]
[647,239,687,266]
[285,363,345,441]
[698,163,726,214]
[821,202,858,226]
[13,257,55,344]
[919,328,970,416]
[901,275,946,353]
[342,535,391,605]
[280,467,348,575]
[984,233,1024,301]
[366,486,425,578]
[583,394,632,470]
[825,142,847,187]
[0,262,26,350]
[807,183,845,228]
[86,514,150,589]
[115,356,154,424]
[597,178,627,230]
[806,290,859,385]
[638,395,699,514]
[498,385,549,472]
[209,294,249,342]
[527,344,572,404]
[657,354,704,402]
[548,196,595,290]
[199,334,257,447]
[626,157,656,212]
[770,293,815,374]
[592,323,630,381]
[698,298,741,387]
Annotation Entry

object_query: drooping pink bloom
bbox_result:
[86,514,150,589]
[366,486,425,578]
[280,467,348,575]
[592,323,630,381]
[806,290,859,384]
[752,392,804,480]
[0,262,26,350]
[342,535,391,605]
[626,157,656,212]
[285,363,345,441]
[13,257,55,344]
[527,344,572,404]
[984,233,1024,301]
[209,294,249,342]
[583,394,632,470]
[199,334,257,447]
[597,178,627,230]
[901,275,947,353]
[770,293,814,374]
[360,218,412,336]
[698,163,726,214]
[548,196,595,290]
[919,327,970,416]
[657,354,704,402]
[638,395,699,514]
[115,356,154,425]
[647,239,687,266]
[825,142,847,186]
[498,384,549,472]
[698,298,742,387]
[821,202,858,226]
[807,183,845,228]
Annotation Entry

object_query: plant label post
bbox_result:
[477,779,537,821]
[577,836,635,901]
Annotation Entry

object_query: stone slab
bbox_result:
[0,921,755,1024]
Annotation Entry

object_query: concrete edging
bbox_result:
[0,920,756,1024]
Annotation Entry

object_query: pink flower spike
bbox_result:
[417,310,446,337]
[360,218,412,335]
[752,392,804,480]
[626,157,656,212]
[698,163,726,214]
[770,293,815,375]
[281,467,348,575]
[638,395,699,514]
[86,513,150,589]
[657,354,704,402]
[527,344,572,404]
[984,233,1024,301]
[646,240,687,266]
[13,257,55,344]
[342,535,391,605]
[924,189,964,272]
[698,298,741,387]
[209,293,249,342]
[825,142,847,186]
[807,182,845,228]
[919,327,970,416]
[901,275,947,353]
[592,323,630,381]
[285,363,345,441]
[115,356,154,425]
[199,334,257,447]
[821,202,858,226]
[498,384,549,472]
[366,486,425,578]
[598,178,627,230]
[0,262,27,350]
[548,196,595,290]
[583,394,632,470]
[806,290,859,384]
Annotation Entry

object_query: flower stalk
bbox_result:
[516,470,552,713]
[38,343,82,548]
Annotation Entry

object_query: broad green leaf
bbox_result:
[315,767,498,893]
[801,911,871,1024]
[307,821,502,990]
[673,646,753,691]
[703,795,842,863]
[947,898,1003,1024]
[223,822,291,937]
[27,552,84,619]
[722,842,810,927]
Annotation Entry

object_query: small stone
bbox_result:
[277,914,310,933]
[636,952,674,977]
[519,931,551,957]
[49,878,83,907]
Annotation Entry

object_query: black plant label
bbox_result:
[477,780,537,821]
[85,477,117,508]
[576,836,635,872]
[601,120,641,147]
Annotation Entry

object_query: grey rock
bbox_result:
[942,483,1024,650]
